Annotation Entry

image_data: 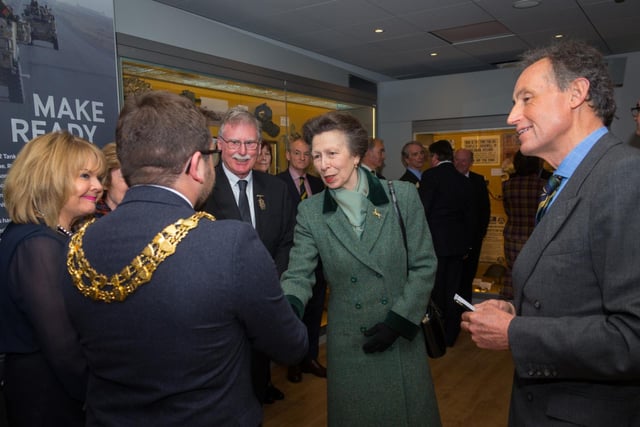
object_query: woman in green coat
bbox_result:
[281,112,442,426]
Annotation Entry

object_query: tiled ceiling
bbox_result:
[153,0,640,80]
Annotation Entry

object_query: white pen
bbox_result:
[454,293,476,311]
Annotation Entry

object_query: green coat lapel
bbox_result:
[360,201,392,255]
[321,170,391,273]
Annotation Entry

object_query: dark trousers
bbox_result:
[251,351,270,404]
[460,241,482,305]
[302,272,327,361]
[431,255,464,347]
[3,353,84,427]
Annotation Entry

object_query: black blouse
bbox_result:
[0,222,86,425]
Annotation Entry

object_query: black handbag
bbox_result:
[388,181,446,359]
[421,299,447,358]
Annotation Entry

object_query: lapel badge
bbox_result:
[257,195,266,211]
[373,208,382,219]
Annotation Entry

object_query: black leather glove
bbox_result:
[362,323,400,353]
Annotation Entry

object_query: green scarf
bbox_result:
[329,167,370,238]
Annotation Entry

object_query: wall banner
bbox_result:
[1,0,119,232]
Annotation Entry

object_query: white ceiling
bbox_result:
[152,0,640,80]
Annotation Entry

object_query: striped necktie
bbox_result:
[299,176,307,201]
[535,174,563,225]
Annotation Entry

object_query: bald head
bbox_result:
[454,149,474,175]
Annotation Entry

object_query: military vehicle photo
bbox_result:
[0,7,24,103]
[23,0,58,50]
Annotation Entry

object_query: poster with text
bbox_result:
[461,135,501,165]
[0,0,119,233]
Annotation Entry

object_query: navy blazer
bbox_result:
[204,165,296,275]
[508,132,640,426]
[418,162,473,256]
[63,186,308,426]
[466,170,490,243]
[399,169,420,186]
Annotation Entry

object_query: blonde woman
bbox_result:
[0,131,105,426]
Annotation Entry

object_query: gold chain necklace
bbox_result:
[67,211,215,303]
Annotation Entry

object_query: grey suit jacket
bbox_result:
[508,132,640,426]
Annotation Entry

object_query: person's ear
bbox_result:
[186,151,206,184]
[569,77,590,108]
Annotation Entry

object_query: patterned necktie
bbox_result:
[237,179,252,224]
[535,174,563,225]
[299,176,307,201]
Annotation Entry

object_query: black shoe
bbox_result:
[301,359,327,378]
[287,365,302,383]
[267,383,284,401]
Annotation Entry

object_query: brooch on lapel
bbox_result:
[257,195,266,210]
[373,208,382,219]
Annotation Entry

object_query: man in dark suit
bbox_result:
[62,91,308,426]
[360,137,386,178]
[276,135,326,384]
[204,107,297,404]
[454,148,490,305]
[418,139,473,347]
[462,41,640,426]
[398,140,426,186]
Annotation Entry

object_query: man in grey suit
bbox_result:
[63,91,307,426]
[461,41,640,426]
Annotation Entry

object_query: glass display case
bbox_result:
[121,58,375,175]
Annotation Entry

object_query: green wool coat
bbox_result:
[282,173,442,427]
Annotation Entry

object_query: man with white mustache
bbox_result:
[204,107,297,406]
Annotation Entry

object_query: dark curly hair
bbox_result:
[520,40,615,126]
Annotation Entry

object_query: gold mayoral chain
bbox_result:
[67,211,216,303]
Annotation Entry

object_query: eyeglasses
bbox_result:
[201,148,221,166]
[218,135,259,150]
[631,106,640,118]
[185,148,221,174]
